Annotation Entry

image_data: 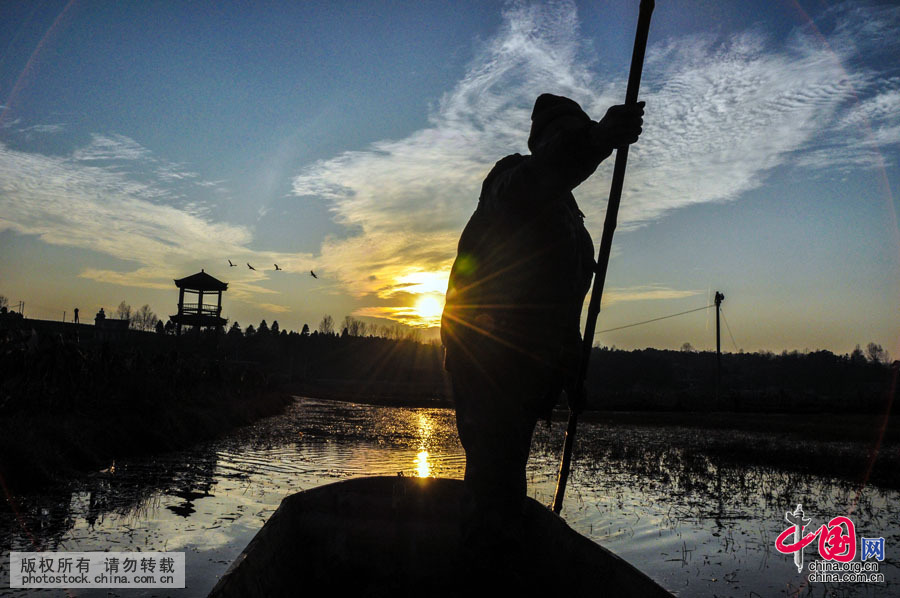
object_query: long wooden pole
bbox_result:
[552,0,655,514]
[715,291,724,400]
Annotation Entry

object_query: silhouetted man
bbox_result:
[441,94,644,564]
[73,307,79,324]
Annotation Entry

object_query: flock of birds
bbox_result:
[228,259,317,278]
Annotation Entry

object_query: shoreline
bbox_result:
[0,391,293,495]
[4,388,897,498]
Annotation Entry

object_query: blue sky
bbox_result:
[1,0,898,356]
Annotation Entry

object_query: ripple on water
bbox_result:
[1,397,898,597]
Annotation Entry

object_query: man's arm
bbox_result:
[484,102,645,211]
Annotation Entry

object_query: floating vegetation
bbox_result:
[2,398,897,597]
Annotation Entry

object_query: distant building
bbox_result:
[0,306,24,326]
[94,308,129,342]
[169,270,228,336]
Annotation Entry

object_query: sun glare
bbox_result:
[354,270,449,328]
[413,294,444,327]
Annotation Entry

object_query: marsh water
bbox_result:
[2,397,898,597]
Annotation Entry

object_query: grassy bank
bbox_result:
[0,391,292,495]
[286,378,452,409]
[573,410,900,490]
[0,331,293,494]
[583,410,899,444]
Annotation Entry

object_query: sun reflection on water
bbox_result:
[415,450,431,478]
[415,413,434,477]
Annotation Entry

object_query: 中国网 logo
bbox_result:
[775,504,885,584]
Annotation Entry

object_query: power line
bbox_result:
[594,304,713,336]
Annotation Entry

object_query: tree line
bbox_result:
[2,293,895,413]
[204,323,895,412]
[113,301,160,332]
[223,314,425,342]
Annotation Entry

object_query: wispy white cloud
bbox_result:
[293,2,608,299]
[19,123,66,135]
[609,28,861,228]
[0,139,315,307]
[69,134,207,191]
[195,179,228,188]
[602,285,704,306]
[256,302,291,314]
[72,134,152,162]
[78,268,174,290]
[0,117,22,129]
[292,1,898,313]
[155,163,199,182]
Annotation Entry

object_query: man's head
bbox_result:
[528,93,590,153]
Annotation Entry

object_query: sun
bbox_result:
[413,294,444,327]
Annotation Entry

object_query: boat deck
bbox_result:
[209,476,673,597]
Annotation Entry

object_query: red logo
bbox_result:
[776,515,857,562]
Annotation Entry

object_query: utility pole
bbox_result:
[715,291,725,401]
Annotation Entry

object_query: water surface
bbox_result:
[2,397,897,596]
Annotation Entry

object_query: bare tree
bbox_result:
[341,315,354,335]
[341,316,368,337]
[386,324,405,340]
[375,323,414,340]
[0,295,7,310]
[133,304,158,331]
[866,342,889,365]
[318,314,335,335]
[116,301,132,324]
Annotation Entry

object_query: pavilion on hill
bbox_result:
[169,270,228,336]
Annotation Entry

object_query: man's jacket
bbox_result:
[441,122,604,412]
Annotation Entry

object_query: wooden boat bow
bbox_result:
[208,476,673,597]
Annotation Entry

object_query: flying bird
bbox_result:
[274,264,282,271]
[310,270,318,279]
[228,259,236,267]
[247,263,256,271]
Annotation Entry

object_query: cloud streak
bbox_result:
[603,285,704,306]
[292,1,899,315]
[0,137,313,309]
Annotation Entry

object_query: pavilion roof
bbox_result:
[174,270,228,291]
